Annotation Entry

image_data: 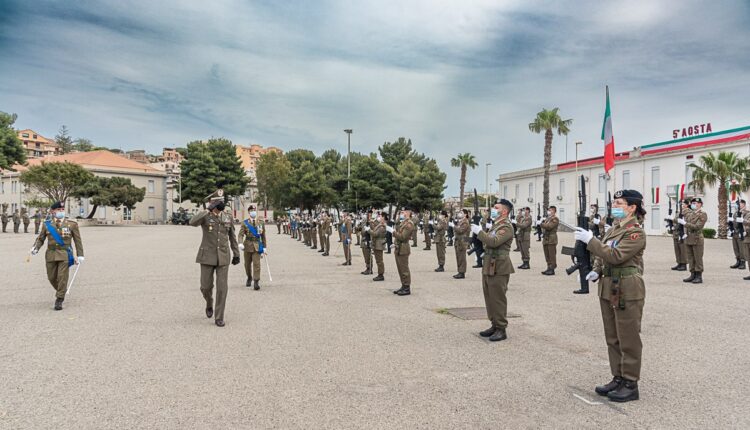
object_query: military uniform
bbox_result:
[341,217,353,265]
[477,212,514,341]
[322,215,332,256]
[433,216,447,271]
[371,218,387,279]
[541,214,559,274]
[21,209,30,233]
[190,199,240,326]
[311,217,319,250]
[33,211,42,234]
[13,210,21,233]
[1,206,8,232]
[33,214,84,306]
[517,212,532,268]
[393,216,415,294]
[682,204,707,283]
[671,206,689,271]
[453,216,470,278]
[238,217,266,289]
[410,213,419,247]
[730,207,745,269]
[360,218,373,274]
[423,213,432,250]
[742,208,750,280]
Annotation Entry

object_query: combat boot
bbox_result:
[372,274,384,281]
[683,272,696,282]
[472,263,483,268]
[254,280,260,290]
[692,272,703,284]
[730,259,742,269]
[676,264,687,271]
[395,286,411,296]
[322,252,329,256]
[743,275,750,280]
[361,269,372,275]
[479,326,496,337]
[246,277,252,287]
[318,248,325,253]
[215,319,225,327]
[541,268,555,276]
[434,265,444,272]
[573,287,589,294]
[595,376,623,396]
[489,328,507,342]
[607,379,639,402]
[423,246,430,251]
[517,262,529,269]
[671,264,682,270]
[205,306,213,318]
[453,272,465,279]
[740,260,747,269]
[54,298,63,311]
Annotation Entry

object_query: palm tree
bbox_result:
[528,108,572,209]
[689,151,749,239]
[451,153,477,208]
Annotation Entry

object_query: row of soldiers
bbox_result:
[1,205,46,234]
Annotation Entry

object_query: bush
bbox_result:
[702,228,716,239]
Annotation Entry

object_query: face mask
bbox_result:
[377,216,382,222]
[490,209,499,219]
[55,211,65,219]
[547,210,552,217]
[399,215,405,221]
[690,204,697,210]
[250,211,257,218]
[611,207,626,219]
[458,213,465,219]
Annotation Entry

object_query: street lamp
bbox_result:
[485,162,492,207]
[344,129,353,191]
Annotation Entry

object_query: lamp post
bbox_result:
[485,162,492,207]
[344,129,353,191]
[575,141,582,215]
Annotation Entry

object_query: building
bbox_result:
[160,147,184,164]
[16,129,59,159]
[1,150,169,224]
[126,149,150,164]
[235,144,283,173]
[497,125,750,235]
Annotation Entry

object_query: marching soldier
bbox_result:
[540,206,559,275]
[680,197,707,284]
[452,209,470,279]
[371,212,388,281]
[31,202,84,311]
[473,199,514,342]
[516,207,532,269]
[388,208,415,296]
[423,212,432,251]
[360,212,373,275]
[1,204,8,232]
[730,200,746,269]
[13,209,21,233]
[670,199,689,271]
[189,190,241,327]
[238,205,266,290]
[575,189,647,403]
[341,212,353,265]
[34,210,43,234]
[433,211,448,272]
[22,208,30,233]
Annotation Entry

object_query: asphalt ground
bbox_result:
[1,225,749,429]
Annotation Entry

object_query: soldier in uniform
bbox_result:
[322,213,332,256]
[389,208,415,296]
[371,213,388,281]
[670,199,689,271]
[433,211,448,272]
[730,200,746,269]
[423,212,432,251]
[516,207,532,269]
[741,202,750,280]
[33,210,43,234]
[189,190,241,327]
[1,204,8,232]
[31,202,84,311]
[473,199,515,342]
[310,214,319,250]
[575,189,647,403]
[317,214,325,252]
[341,212,353,265]
[13,209,21,233]
[589,204,605,238]
[452,209,470,279]
[360,212,373,275]
[21,208,30,233]
[540,206,559,275]
[680,197,707,284]
[410,212,419,247]
[354,215,362,246]
[238,205,266,290]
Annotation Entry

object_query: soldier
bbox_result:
[516,207,532,269]
[310,214,319,250]
[433,211,448,272]
[341,212,353,265]
[33,210,43,234]
[410,212,419,247]
[423,212,432,251]
[275,216,282,234]
[189,190,241,327]
[680,197,707,284]
[670,199,689,271]
[742,203,750,280]
[730,200,746,269]
[575,189,647,403]
[385,216,394,254]
[540,206,559,275]
[589,204,605,238]
[21,208,30,233]
[512,209,523,252]
[473,199,515,342]
[13,209,21,233]
[452,209,470,279]
[31,202,84,311]
[354,215,362,246]
[322,213,332,256]
[371,212,387,281]
[238,205,266,290]
[360,212,373,275]
[1,204,8,232]
[388,208,415,296]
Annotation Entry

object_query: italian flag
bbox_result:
[601,86,615,174]
[651,187,660,204]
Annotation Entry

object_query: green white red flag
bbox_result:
[601,86,615,173]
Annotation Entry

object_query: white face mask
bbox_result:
[458,213,465,219]
[55,211,65,219]
[249,211,257,218]
[547,210,553,217]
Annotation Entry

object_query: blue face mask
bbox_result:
[399,215,405,221]
[690,204,697,210]
[250,211,257,218]
[490,209,499,219]
[54,211,65,219]
[611,207,626,219]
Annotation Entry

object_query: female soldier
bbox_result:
[574,189,647,403]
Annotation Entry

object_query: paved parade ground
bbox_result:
[1,225,749,429]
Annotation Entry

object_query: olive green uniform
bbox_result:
[541,215,559,269]
[1,211,8,232]
[34,212,42,234]
[371,220,387,275]
[393,218,415,286]
[434,218,447,266]
[587,216,646,382]
[684,208,707,273]
[454,218,470,273]
[341,219,353,264]
[34,218,84,299]
[742,209,750,274]
[411,214,419,246]
[190,210,240,322]
[517,214,532,264]
[672,209,688,266]
[731,212,744,262]
[13,211,20,233]
[423,214,432,250]
[22,210,30,233]
[238,218,266,282]
[310,218,318,249]
[360,220,373,271]
[477,216,514,329]
[322,216,332,254]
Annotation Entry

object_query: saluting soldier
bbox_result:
[31,202,84,311]
[33,210,43,234]
[540,206,559,275]
[516,207,532,269]
[388,208,415,296]
[371,213,388,281]
[341,212,353,265]
[670,199,689,271]
[730,200,746,269]
[1,204,8,232]
[189,190,241,327]
[433,211,448,272]
[13,209,21,233]
[21,208,30,233]
[575,189,647,403]
[238,205,266,290]
[473,199,515,342]
[452,209,470,279]
[680,197,707,284]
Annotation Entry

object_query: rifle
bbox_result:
[736,198,745,240]
[591,198,601,238]
[467,188,485,259]
[561,175,592,290]
[665,198,674,235]
[677,200,685,242]
[535,203,543,241]
[446,208,455,246]
[728,199,735,238]
[606,192,614,228]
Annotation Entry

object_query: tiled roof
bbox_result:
[16,150,164,174]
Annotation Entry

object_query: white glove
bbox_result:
[585,271,599,282]
[386,226,394,233]
[604,224,612,233]
[485,222,492,229]
[30,246,38,255]
[728,216,735,222]
[448,222,455,228]
[681,234,688,240]
[470,224,482,235]
[736,217,744,223]
[428,220,434,225]
[239,244,245,251]
[77,256,85,263]
[511,219,517,224]
[574,227,594,244]
[594,215,601,221]
[677,218,686,225]
[536,220,541,226]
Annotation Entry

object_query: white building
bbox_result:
[497,125,750,235]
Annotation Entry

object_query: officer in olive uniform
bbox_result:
[516,207,532,269]
[322,213,332,256]
[31,202,84,311]
[589,204,605,238]
[452,209,470,279]
[433,211,448,272]
[317,214,326,253]
[410,212,419,247]
[34,210,43,234]
[21,208,30,233]
[670,199,690,271]
[1,204,8,232]
[189,190,241,327]
[423,212,432,251]
[371,213,388,281]
[310,214,319,250]
[360,212,374,275]
[730,200,746,269]
[238,205,266,290]
[575,189,647,403]
[741,203,750,280]
[389,208,415,296]
[540,206,560,275]
[679,197,707,284]
[341,212,353,265]
[13,209,21,233]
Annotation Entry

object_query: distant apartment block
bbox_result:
[16,129,59,158]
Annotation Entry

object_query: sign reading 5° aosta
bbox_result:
[673,123,712,139]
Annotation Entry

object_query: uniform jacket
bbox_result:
[685,208,707,246]
[742,209,750,244]
[454,217,471,242]
[517,214,532,241]
[478,216,515,276]
[22,212,30,224]
[433,218,447,243]
[393,218,415,256]
[341,219,353,241]
[370,220,387,250]
[672,208,689,240]
[12,212,20,224]
[34,218,84,262]
[238,218,267,253]
[541,215,559,245]
[588,216,646,301]
[190,210,240,266]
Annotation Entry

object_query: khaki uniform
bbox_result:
[434,217,447,266]
[22,210,30,233]
[318,217,326,249]
[685,208,707,273]
[541,215,559,269]
[371,220,387,275]
[454,217,471,273]
[341,219,353,263]
[393,218,415,286]
[361,219,373,271]
[13,211,20,233]
[672,209,688,265]
[190,210,240,322]
[411,214,419,246]
[1,211,8,232]
[742,209,750,273]
[517,214,532,264]
[423,214,432,250]
[34,218,84,299]
[731,211,744,261]
[238,218,266,281]
[34,212,42,234]
[587,216,646,382]
[477,216,514,329]
[310,219,318,249]
[322,217,332,253]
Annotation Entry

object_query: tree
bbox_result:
[450,153,477,208]
[73,138,95,152]
[20,162,95,203]
[73,176,146,218]
[256,151,292,209]
[55,125,74,154]
[528,108,572,209]
[207,138,248,198]
[378,137,425,171]
[397,158,446,212]
[689,151,749,239]
[179,138,248,207]
[0,112,26,170]
[24,197,53,209]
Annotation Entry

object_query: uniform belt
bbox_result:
[602,267,639,278]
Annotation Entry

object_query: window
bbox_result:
[650,206,661,230]
[123,207,132,221]
[559,208,565,223]
[147,180,155,193]
[11,180,16,193]
[651,166,660,188]
[622,170,630,189]
[148,206,156,220]
[559,178,565,197]
[514,184,519,199]
[598,174,606,193]
[685,164,695,193]
[33,134,37,139]
[503,185,508,198]
[21,133,28,138]
[528,182,533,199]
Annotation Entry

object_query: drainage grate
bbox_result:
[442,307,521,320]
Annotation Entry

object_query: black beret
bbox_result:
[50,201,64,210]
[497,198,513,212]
[741,199,746,204]
[440,210,448,216]
[691,197,703,204]
[683,198,691,205]
[614,189,643,201]
[247,204,256,211]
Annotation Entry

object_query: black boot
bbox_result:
[246,277,252,287]
[54,298,64,311]
[395,286,411,296]
[671,264,682,270]
[489,328,507,342]
[322,252,329,256]
[206,306,213,318]
[479,326,496,337]
[541,268,555,276]
[740,260,747,270]
[453,272,465,279]
[607,379,639,402]
[730,259,742,269]
[743,275,750,280]
[361,269,372,275]
[573,287,589,294]
[472,263,483,268]
[683,272,696,282]
[434,265,444,272]
[215,319,225,327]
[676,264,687,271]
[318,249,325,253]
[692,272,703,284]
[517,262,529,269]
[595,376,623,396]
[372,274,384,281]
[254,280,260,290]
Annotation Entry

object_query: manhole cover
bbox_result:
[442,307,521,320]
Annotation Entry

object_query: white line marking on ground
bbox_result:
[573,393,603,405]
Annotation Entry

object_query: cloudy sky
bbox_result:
[1,0,748,195]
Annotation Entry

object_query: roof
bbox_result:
[16,129,54,143]
[15,150,165,174]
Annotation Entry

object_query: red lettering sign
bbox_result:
[672,123,712,139]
